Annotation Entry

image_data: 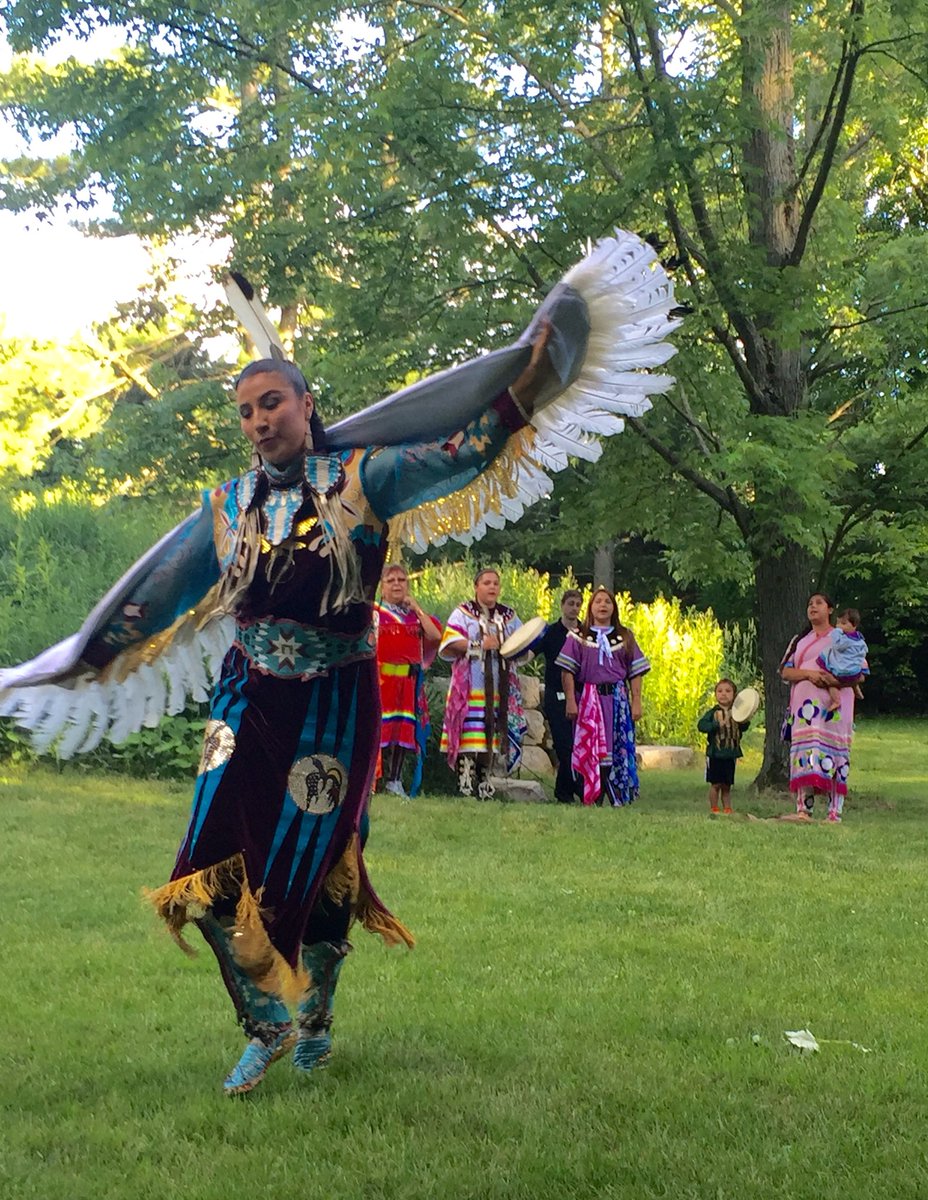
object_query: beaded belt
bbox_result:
[596,681,618,696]
[235,618,375,680]
[380,663,413,677]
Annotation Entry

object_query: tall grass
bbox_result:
[624,595,723,746]
[722,618,760,691]
[0,487,186,664]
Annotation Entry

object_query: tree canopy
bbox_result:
[2,0,928,778]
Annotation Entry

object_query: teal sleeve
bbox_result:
[696,708,718,735]
[80,499,221,671]
[360,390,526,521]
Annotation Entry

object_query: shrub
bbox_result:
[721,619,761,692]
[0,486,187,665]
[624,595,724,747]
[407,558,723,751]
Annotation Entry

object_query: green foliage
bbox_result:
[626,596,724,748]
[721,620,761,692]
[0,717,35,765]
[2,0,928,756]
[0,335,110,475]
[78,703,207,780]
[406,557,723,747]
[0,486,186,664]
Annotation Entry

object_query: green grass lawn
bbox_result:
[2,716,927,1199]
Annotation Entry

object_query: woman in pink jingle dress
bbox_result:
[780,592,868,822]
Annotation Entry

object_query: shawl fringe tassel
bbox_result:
[145,842,414,998]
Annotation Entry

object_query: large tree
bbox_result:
[2,0,927,782]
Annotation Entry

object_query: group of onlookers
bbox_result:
[373,565,650,806]
[374,568,870,823]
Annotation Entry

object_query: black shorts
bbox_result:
[706,756,736,787]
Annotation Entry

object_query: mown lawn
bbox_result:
[1,716,927,1199]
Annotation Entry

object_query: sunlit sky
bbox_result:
[0,16,378,343]
[0,28,226,341]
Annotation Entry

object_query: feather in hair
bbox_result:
[223,272,286,360]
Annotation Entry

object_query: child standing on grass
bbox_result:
[697,679,749,815]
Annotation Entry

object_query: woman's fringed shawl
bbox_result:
[443,659,472,769]
[483,645,509,772]
[146,833,413,1000]
[144,855,309,1005]
[572,684,609,805]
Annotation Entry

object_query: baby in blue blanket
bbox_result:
[817,607,868,711]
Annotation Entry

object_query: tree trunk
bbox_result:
[752,540,815,791]
[593,541,615,593]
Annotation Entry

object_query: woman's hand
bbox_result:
[510,320,554,415]
[482,633,500,651]
[805,669,831,687]
[631,699,643,723]
[565,698,578,720]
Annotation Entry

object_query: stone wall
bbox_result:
[518,673,555,778]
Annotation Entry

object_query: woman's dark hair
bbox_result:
[781,592,836,669]
[581,587,634,655]
[474,567,501,586]
[234,358,327,450]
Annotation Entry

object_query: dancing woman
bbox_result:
[0,232,678,1093]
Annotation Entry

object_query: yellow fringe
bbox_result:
[326,836,415,948]
[146,844,414,999]
[144,855,308,1002]
[324,833,361,907]
[387,427,537,552]
[356,892,416,949]
[100,586,222,684]
[233,886,309,1007]
[144,856,242,956]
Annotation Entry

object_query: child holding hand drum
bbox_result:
[697,680,757,815]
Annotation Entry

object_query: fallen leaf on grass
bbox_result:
[784,1029,872,1053]
[784,1029,820,1052]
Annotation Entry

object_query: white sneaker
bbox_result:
[384,780,407,797]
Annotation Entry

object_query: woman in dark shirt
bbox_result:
[536,589,583,803]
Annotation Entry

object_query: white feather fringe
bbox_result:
[403,228,678,553]
[0,616,234,760]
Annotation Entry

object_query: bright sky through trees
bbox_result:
[0,29,229,338]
